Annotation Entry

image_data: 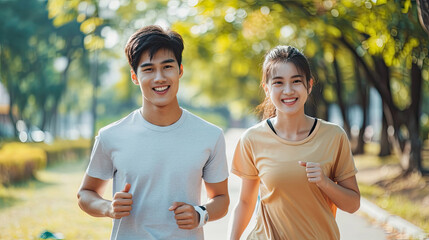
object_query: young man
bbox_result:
[77,25,229,240]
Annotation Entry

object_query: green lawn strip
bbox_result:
[359,182,429,233]
[0,160,112,240]
[354,143,429,234]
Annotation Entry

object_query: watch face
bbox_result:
[204,213,209,223]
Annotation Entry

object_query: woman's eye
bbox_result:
[293,80,302,84]
[143,68,153,72]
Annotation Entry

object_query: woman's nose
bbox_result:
[283,83,294,94]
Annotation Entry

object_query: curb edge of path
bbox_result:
[360,198,428,239]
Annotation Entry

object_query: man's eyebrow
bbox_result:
[140,59,176,68]
[162,59,176,64]
[140,63,153,68]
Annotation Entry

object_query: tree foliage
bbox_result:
[2,0,428,174]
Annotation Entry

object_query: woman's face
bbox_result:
[264,61,312,117]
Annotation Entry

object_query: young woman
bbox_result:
[229,46,360,240]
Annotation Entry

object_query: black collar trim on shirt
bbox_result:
[266,118,318,137]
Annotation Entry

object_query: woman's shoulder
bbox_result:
[317,119,348,137]
[240,120,268,141]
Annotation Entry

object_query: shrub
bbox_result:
[0,143,47,185]
[0,139,91,185]
[30,139,91,165]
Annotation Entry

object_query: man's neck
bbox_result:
[141,102,183,127]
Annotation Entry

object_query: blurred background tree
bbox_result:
[0,0,428,176]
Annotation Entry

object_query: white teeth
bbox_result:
[154,86,168,91]
[282,98,297,103]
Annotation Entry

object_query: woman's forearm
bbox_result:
[318,176,360,213]
[229,199,257,240]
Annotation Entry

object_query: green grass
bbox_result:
[0,160,112,240]
[354,142,429,235]
[359,183,429,234]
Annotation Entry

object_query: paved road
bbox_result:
[203,128,387,240]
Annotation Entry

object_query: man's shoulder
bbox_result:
[183,109,223,134]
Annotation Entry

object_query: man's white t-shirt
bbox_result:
[86,109,229,240]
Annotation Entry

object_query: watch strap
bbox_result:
[193,205,207,228]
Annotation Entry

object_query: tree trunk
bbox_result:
[320,63,332,121]
[333,54,351,137]
[379,108,391,156]
[353,60,368,155]
[91,50,99,140]
[403,62,424,174]
[7,92,18,137]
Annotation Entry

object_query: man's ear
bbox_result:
[130,69,139,85]
[179,64,184,78]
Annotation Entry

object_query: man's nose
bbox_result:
[154,69,166,83]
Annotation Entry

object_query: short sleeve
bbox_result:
[86,133,115,180]
[231,135,259,179]
[332,132,358,182]
[202,131,229,183]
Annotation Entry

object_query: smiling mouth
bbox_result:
[153,86,169,92]
[282,98,298,103]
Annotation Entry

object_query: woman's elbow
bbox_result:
[347,201,360,213]
[345,195,361,213]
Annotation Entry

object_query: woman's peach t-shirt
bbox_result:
[232,119,357,240]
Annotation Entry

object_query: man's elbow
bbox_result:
[224,194,230,216]
[218,194,230,218]
[76,189,89,211]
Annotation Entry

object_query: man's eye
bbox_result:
[143,68,153,72]
[164,65,173,69]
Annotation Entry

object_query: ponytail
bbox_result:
[256,96,276,120]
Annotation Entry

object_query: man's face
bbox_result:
[131,49,183,109]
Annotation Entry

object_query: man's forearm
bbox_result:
[77,190,111,218]
[204,194,229,221]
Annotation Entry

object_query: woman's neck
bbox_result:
[272,113,314,141]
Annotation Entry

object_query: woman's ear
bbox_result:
[263,82,269,96]
[308,78,314,94]
[130,70,139,85]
